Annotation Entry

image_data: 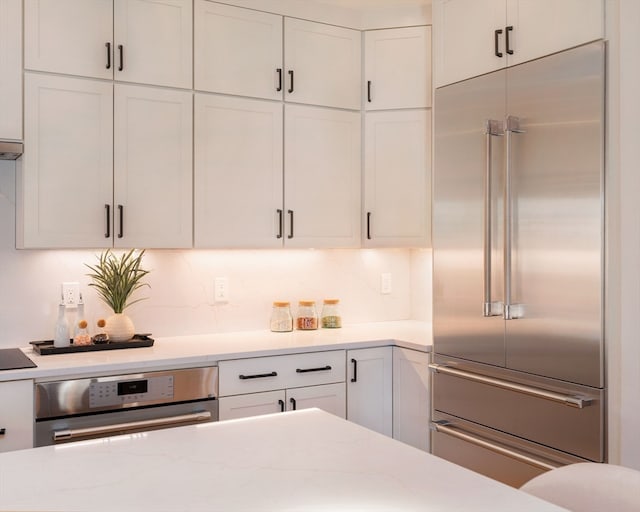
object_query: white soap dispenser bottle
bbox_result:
[53,297,70,348]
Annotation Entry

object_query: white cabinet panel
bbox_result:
[0,380,34,452]
[194,94,283,249]
[0,0,22,140]
[114,84,193,248]
[393,347,430,452]
[364,110,431,248]
[346,347,393,437]
[287,383,346,418]
[284,18,360,110]
[195,1,283,100]
[284,105,361,248]
[19,73,113,248]
[364,26,432,110]
[114,0,192,89]
[219,390,284,421]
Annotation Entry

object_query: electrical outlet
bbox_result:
[62,282,80,307]
[380,273,392,295]
[214,277,229,303]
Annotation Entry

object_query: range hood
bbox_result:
[0,141,23,160]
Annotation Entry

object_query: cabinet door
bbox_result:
[364,26,432,110]
[114,0,192,89]
[433,0,506,87]
[114,84,193,248]
[0,380,34,452]
[194,94,283,249]
[284,18,360,110]
[346,347,393,436]
[506,0,603,67]
[219,390,285,421]
[24,0,113,79]
[195,1,283,100]
[0,0,22,140]
[19,73,113,249]
[286,383,346,419]
[363,110,431,248]
[284,105,361,248]
[393,347,431,452]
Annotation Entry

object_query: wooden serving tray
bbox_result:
[29,335,154,355]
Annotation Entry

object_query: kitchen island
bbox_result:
[0,408,565,512]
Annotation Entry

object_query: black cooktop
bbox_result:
[0,348,37,371]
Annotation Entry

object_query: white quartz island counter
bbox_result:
[1,320,430,382]
[0,409,565,512]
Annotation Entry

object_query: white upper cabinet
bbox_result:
[284,18,361,110]
[194,94,283,249]
[0,0,22,141]
[113,84,193,249]
[24,0,192,88]
[433,0,603,87]
[284,104,361,248]
[364,110,431,248]
[194,1,283,100]
[364,26,432,110]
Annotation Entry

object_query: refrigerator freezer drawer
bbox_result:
[431,412,589,488]
[432,355,604,462]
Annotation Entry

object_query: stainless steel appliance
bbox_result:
[431,41,605,487]
[0,348,36,371]
[35,366,218,446]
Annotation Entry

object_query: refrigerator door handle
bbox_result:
[428,363,593,409]
[431,421,559,471]
[504,115,525,320]
[483,120,505,317]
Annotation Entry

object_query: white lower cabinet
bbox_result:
[219,383,345,421]
[392,347,431,452]
[346,347,393,436]
[0,380,34,452]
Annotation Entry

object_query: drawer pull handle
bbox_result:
[289,397,297,410]
[238,371,278,380]
[0,428,5,436]
[296,365,332,373]
[428,363,592,409]
[278,399,285,412]
[350,358,357,383]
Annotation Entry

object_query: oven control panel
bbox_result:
[89,375,174,408]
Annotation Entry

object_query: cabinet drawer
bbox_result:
[219,351,345,396]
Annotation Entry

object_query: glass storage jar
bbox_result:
[270,301,293,332]
[296,300,318,330]
[321,299,342,328]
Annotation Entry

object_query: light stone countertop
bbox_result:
[0,320,431,382]
[0,408,566,512]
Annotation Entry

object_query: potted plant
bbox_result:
[85,249,150,342]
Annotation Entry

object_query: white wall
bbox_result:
[0,160,431,346]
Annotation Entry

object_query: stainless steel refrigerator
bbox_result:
[431,41,605,488]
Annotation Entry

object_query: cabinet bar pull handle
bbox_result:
[238,371,278,380]
[428,363,592,408]
[278,399,285,412]
[367,212,372,240]
[0,428,5,436]
[118,44,124,71]
[287,210,294,239]
[367,80,372,102]
[104,204,111,238]
[350,358,357,383]
[505,26,514,55]
[289,397,297,410]
[432,421,559,471]
[296,365,332,373]
[117,204,124,239]
[276,68,283,92]
[105,42,111,69]
[288,70,294,93]
[276,209,283,239]
[494,29,503,57]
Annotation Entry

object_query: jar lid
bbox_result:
[273,301,290,307]
[298,300,316,306]
[323,299,339,304]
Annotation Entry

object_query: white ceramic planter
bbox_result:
[106,313,135,342]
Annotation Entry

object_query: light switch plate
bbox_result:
[214,277,229,303]
[380,273,392,295]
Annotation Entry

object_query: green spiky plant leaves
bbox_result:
[85,249,150,314]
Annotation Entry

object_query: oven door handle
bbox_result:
[52,411,212,442]
[431,421,559,472]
